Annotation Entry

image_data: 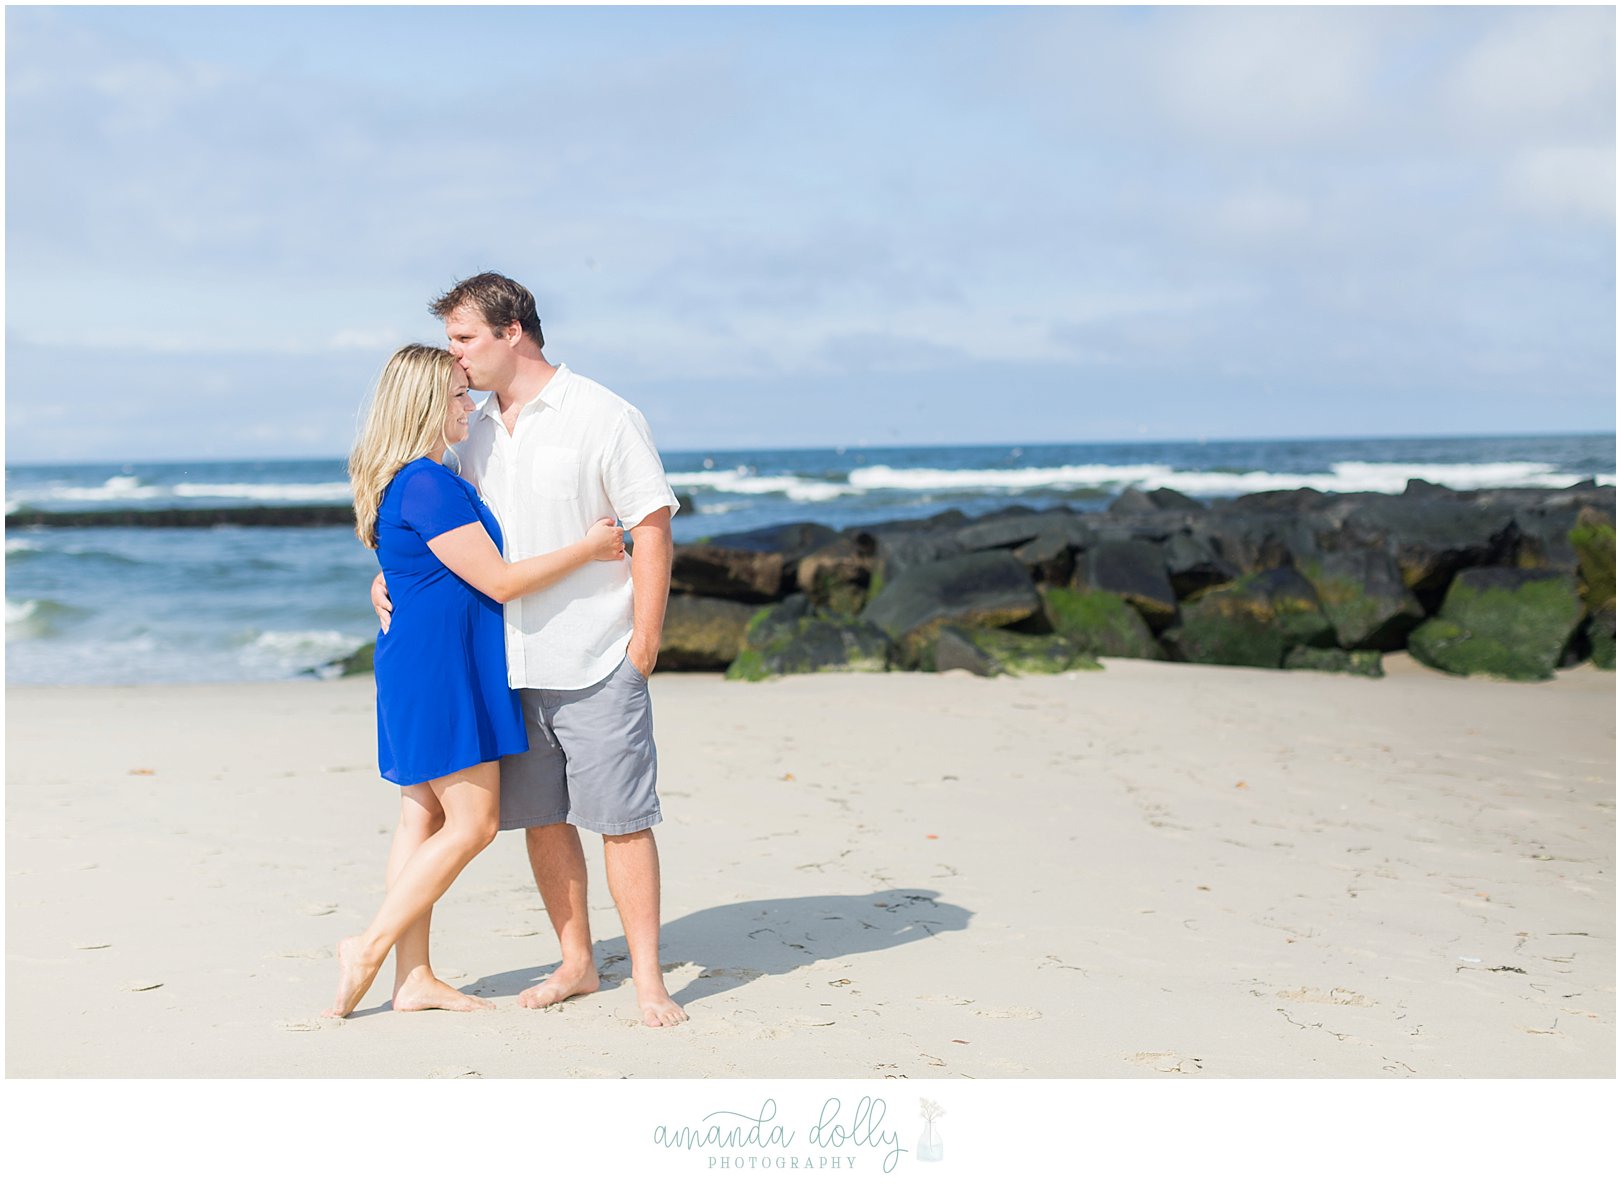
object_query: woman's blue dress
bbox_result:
[372,457,527,786]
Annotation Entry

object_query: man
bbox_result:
[374,271,687,1027]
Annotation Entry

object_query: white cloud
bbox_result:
[1149,7,1384,145]
[1211,188,1315,240]
[1503,143,1617,222]
[1442,7,1616,137]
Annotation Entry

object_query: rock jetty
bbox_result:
[673,480,1614,681]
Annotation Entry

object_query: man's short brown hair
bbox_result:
[430,272,544,348]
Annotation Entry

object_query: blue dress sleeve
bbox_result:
[398,465,483,543]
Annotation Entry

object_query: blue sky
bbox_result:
[4,4,1615,462]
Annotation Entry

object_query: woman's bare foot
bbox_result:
[392,967,495,1013]
[322,936,381,1018]
[517,962,600,1009]
[635,976,689,1028]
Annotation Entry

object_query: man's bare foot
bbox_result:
[635,977,689,1028]
[322,936,381,1018]
[517,963,600,1009]
[392,967,495,1013]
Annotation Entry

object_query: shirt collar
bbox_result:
[532,363,571,411]
[472,363,570,422]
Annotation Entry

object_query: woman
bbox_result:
[326,344,623,1018]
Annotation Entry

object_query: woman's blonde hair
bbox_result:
[348,344,459,548]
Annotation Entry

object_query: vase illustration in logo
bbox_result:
[917,1098,945,1162]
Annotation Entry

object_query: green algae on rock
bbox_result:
[929,625,1102,677]
[1407,567,1584,681]
[1162,568,1335,669]
[1569,514,1616,616]
[1041,587,1162,660]
[725,604,892,681]
[659,594,755,669]
[1298,551,1424,651]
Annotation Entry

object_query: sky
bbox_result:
[3,3,1616,463]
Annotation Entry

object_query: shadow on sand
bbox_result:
[466,888,972,1008]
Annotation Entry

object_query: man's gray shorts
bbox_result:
[498,654,662,836]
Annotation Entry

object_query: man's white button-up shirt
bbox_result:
[461,364,679,691]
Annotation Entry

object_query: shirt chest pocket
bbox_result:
[530,446,583,501]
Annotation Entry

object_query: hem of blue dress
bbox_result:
[379,743,529,787]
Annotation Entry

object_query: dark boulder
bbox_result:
[1403,478,1451,497]
[796,539,875,616]
[1407,567,1585,681]
[659,594,756,670]
[849,508,970,544]
[854,508,1052,584]
[865,528,965,582]
[862,551,1043,651]
[1331,496,1518,605]
[1298,550,1425,651]
[670,542,785,602]
[1110,487,1202,514]
[1107,488,1158,515]
[931,626,1001,677]
[1013,531,1077,586]
[706,521,842,570]
[1201,511,1324,575]
[953,509,1086,553]
[1161,527,1240,599]
[1041,587,1161,660]
[1073,539,1178,629]
[1148,487,1203,510]
[942,508,1088,585]
[1512,503,1583,572]
[1229,489,1332,514]
[1162,567,1335,669]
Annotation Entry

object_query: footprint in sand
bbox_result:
[1275,987,1374,1007]
[972,1007,1043,1020]
[1128,1051,1204,1074]
[696,967,764,984]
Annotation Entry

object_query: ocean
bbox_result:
[5,433,1614,685]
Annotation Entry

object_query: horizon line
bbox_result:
[6,427,1616,470]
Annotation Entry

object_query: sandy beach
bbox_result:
[5,657,1613,1079]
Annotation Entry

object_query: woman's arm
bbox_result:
[427,518,624,604]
